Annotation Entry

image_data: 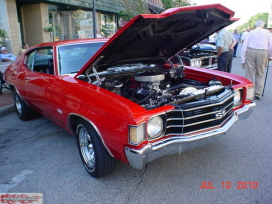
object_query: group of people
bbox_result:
[215,20,272,100]
[240,20,272,99]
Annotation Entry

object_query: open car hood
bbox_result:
[76,4,237,76]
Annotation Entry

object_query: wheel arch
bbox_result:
[7,83,15,92]
[68,113,114,157]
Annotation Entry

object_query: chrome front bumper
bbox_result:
[125,102,256,169]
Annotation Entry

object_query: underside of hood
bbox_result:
[77,4,237,76]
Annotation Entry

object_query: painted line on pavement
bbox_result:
[0,170,33,193]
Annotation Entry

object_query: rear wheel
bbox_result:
[13,91,37,121]
[76,119,115,178]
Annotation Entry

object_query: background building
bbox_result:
[1,0,128,57]
[0,0,191,57]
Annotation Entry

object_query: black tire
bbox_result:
[13,91,37,121]
[76,119,115,178]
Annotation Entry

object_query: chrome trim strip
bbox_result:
[169,93,233,112]
[166,113,233,135]
[168,102,233,121]
[167,116,229,128]
[202,66,217,69]
[167,110,233,128]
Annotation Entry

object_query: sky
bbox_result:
[193,0,271,29]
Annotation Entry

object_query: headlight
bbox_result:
[129,123,145,145]
[195,59,202,67]
[147,116,163,139]
[190,59,195,67]
[246,87,254,101]
[234,89,242,107]
[190,59,201,67]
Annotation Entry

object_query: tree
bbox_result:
[118,0,149,20]
[118,0,191,21]
[162,0,190,9]
[237,12,269,32]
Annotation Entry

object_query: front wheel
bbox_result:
[13,91,37,121]
[76,119,115,178]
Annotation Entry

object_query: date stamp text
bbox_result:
[199,181,258,189]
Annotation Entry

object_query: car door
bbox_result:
[24,47,56,119]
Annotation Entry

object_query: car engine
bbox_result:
[82,64,226,110]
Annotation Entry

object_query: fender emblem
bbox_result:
[57,109,63,114]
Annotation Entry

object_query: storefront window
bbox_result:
[48,5,61,41]
[0,0,11,50]
[65,10,94,39]
[101,14,117,38]
[47,5,117,40]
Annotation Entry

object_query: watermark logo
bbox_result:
[0,193,42,204]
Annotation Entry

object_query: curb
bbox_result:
[0,104,15,117]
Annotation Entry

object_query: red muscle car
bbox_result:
[4,4,256,178]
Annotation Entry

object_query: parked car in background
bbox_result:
[179,43,218,69]
[4,4,255,178]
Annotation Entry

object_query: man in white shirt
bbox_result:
[216,28,236,72]
[241,20,272,99]
[0,47,17,62]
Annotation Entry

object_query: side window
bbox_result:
[27,47,54,75]
[26,52,35,71]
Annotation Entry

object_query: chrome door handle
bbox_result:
[24,77,30,80]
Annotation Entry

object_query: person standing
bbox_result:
[267,27,272,35]
[241,20,272,99]
[216,28,236,72]
[21,43,29,54]
[232,29,241,57]
[241,26,252,44]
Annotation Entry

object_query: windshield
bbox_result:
[58,42,105,75]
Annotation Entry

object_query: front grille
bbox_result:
[165,92,234,136]
[200,56,217,69]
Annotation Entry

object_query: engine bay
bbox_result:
[79,64,229,110]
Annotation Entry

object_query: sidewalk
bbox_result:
[0,88,14,117]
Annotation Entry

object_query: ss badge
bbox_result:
[215,110,227,120]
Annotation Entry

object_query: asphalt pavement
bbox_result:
[0,89,14,118]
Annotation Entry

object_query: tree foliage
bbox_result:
[118,0,149,20]
[118,0,191,20]
[162,0,190,9]
[236,12,269,32]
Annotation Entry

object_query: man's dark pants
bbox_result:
[233,43,238,57]
[217,50,233,73]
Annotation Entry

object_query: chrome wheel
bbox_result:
[78,124,95,170]
[76,119,115,178]
[14,93,22,116]
[13,90,37,121]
